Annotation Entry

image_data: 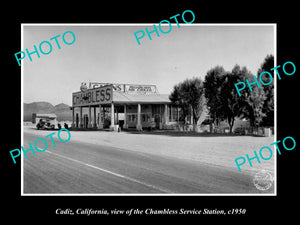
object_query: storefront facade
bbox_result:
[71,83,182,131]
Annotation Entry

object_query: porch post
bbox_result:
[93,106,96,128]
[124,105,128,129]
[164,104,169,128]
[136,103,142,131]
[98,104,103,129]
[71,107,75,128]
[88,105,92,128]
[110,103,115,130]
[79,106,83,128]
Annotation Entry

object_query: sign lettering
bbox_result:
[72,85,112,106]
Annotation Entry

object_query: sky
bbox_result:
[22,24,275,106]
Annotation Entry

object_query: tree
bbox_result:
[203,66,226,127]
[204,63,269,133]
[169,83,190,123]
[169,77,205,131]
[257,54,274,127]
[244,84,267,130]
[218,65,251,133]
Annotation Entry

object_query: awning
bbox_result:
[113,91,171,104]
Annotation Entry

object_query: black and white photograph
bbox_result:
[21,24,276,195]
[4,4,298,221]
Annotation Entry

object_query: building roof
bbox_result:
[113,91,171,104]
[34,113,57,118]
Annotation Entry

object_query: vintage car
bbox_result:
[36,118,56,130]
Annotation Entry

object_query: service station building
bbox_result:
[71,83,184,131]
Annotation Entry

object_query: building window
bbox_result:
[142,114,151,122]
[169,105,181,122]
[128,114,136,122]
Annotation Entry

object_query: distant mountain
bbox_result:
[54,103,72,121]
[24,101,72,122]
[24,101,54,113]
[54,103,70,112]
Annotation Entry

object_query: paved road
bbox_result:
[23,132,273,194]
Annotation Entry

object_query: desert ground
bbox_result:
[22,123,275,194]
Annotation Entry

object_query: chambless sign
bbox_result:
[72,85,112,107]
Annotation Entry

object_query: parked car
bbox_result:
[36,119,55,130]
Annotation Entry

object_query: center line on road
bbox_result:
[45,151,173,193]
